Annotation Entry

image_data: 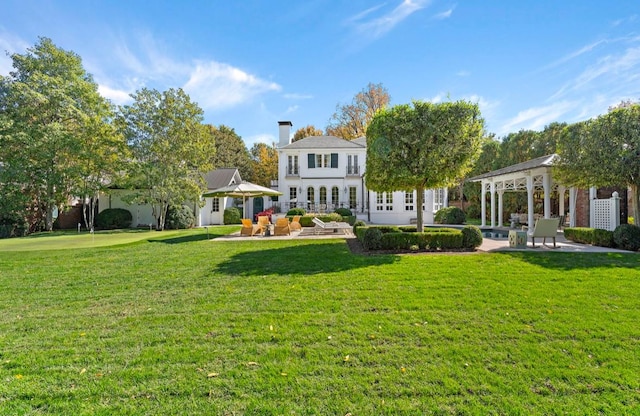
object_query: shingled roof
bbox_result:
[469,154,558,181]
[281,135,366,149]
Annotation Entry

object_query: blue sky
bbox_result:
[2,1,640,147]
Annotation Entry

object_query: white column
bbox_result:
[490,182,496,227]
[543,173,551,219]
[589,187,597,228]
[558,185,566,217]
[481,181,487,227]
[498,190,504,228]
[569,187,577,227]
[527,175,534,227]
[443,187,449,208]
[610,192,621,231]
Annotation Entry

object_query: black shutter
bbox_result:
[330,153,338,168]
[308,153,315,168]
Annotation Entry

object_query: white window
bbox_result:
[287,155,299,175]
[433,188,445,212]
[331,186,339,205]
[404,192,414,211]
[212,198,220,212]
[376,192,393,211]
[347,155,359,175]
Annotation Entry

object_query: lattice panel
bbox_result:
[592,199,611,230]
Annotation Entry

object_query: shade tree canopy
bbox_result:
[366,100,484,231]
[326,82,390,140]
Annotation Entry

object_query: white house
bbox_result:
[98,168,243,227]
[276,121,448,225]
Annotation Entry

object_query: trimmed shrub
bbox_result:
[343,215,357,226]
[165,205,195,229]
[564,227,595,244]
[334,207,352,217]
[461,225,483,249]
[398,226,417,233]
[434,206,466,225]
[353,220,366,234]
[286,207,306,216]
[223,207,242,225]
[613,224,640,251]
[362,227,383,250]
[593,229,615,248]
[373,225,401,234]
[96,208,132,229]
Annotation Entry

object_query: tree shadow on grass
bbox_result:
[213,240,399,276]
[494,251,640,270]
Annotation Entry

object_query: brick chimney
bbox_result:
[278,121,292,147]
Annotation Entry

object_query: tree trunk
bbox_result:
[632,184,640,225]
[416,186,424,232]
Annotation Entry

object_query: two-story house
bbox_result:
[276,121,448,225]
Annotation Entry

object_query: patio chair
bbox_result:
[240,219,261,237]
[289,215,302,231]
[523,217,560,248]
[311,217,351,235]
[257,215,270,234]
[273,217,291,236]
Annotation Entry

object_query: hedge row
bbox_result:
[355,226,478,251]
[564,225,640,251]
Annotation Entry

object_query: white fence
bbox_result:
[590,192,620,231]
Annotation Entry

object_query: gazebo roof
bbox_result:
[469,154,558,182]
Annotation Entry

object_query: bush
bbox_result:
[461,225,483,249]
[398,226,417,233]
[593,229,614,248]
[95,208,132,229]
[353,220,366,234]
[434,206,466,225]
[223,207,242,225]
[465,204,481,219]
[286,208,306,216]
[334,207,352,217]
[564,227,594,244]
[613,224,640,251]
[165,205,195,229]
[362,227,383,250]
[0,212,28,238]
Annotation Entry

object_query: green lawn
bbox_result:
[0,228,639,414]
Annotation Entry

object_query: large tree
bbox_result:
[555,105,640,221]
[206,124,252,178]
[326,82,390,139]
[116,88,214,230]
[0,37,120,232]
[366,100,484,231]
[292,125,324,142]
[249,142,278,187]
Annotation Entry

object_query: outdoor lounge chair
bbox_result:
[257,215,270,234]
[240,219,261,237]
[523,217,560,247]
[289,215,302,231]
[273,218,291,236]
[311,217,352,235]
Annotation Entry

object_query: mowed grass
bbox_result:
[0,228,639,414]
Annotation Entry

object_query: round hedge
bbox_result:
[223,207,242,225]
[334,207,352,217]
[96,208,132,229]
[613,224,640,251]
[362,227,383,251]
[434,206,466,225]
[461,225,483,249]
[165,205,195,229]
[286,207,306,216]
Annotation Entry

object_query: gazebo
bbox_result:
[469,154,577,228]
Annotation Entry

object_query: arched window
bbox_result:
[319,186,327,205]
[307,187,315,211]
[332,186,340,206]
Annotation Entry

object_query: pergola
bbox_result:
[469,154,577,228]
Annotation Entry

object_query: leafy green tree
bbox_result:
[249,142,278,187]
[366,100,484,231]
[206,124,252,178]
[0,37,119,231]
[116,88,214,230]
[292,125,324,142]
[326,82,390,139]
[556,105,640,221]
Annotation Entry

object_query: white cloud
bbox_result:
[285,105,299,114]
[284,93,314,100]
[498,101,575,135]
[0,32,29,76]
[244,133,275,148]
[456,70,470,77]
[98,84,132,105]
[348,0,431,40]
[434,5,455,20]
[183,61,281,111]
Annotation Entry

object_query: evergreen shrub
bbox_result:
[434,206,466,224]
[223,207,242,225]
[286,207,306,216]
[165,205,195,229]
[461,225,483,249]
[96,208,132,229]
[613,224,640,251]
